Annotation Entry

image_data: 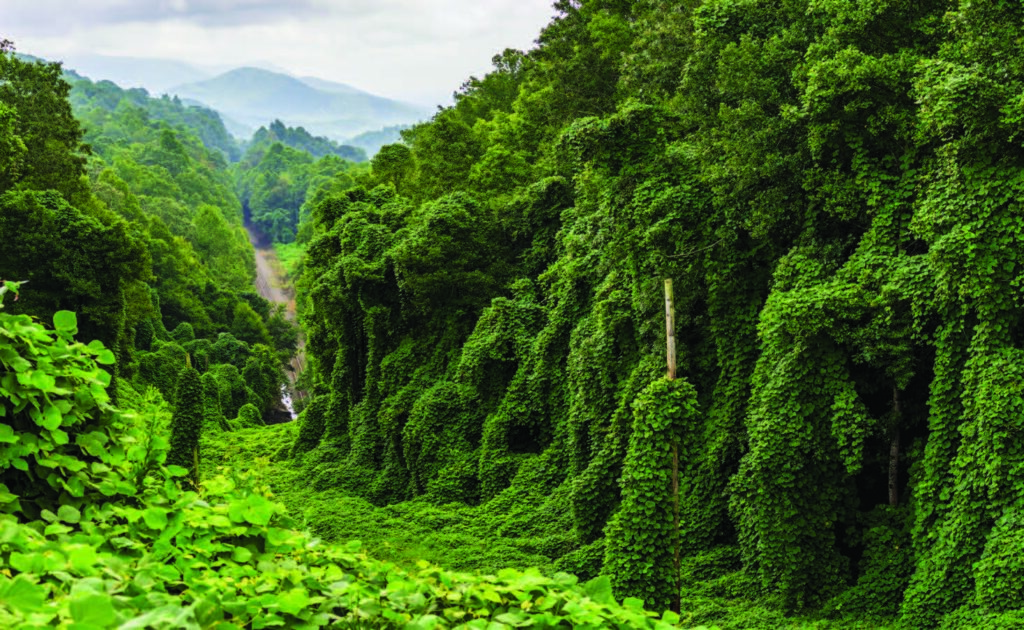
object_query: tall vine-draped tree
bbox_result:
[167,363,203,485]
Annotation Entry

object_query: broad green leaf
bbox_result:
[143,507,169,530]
[165,465,189,477]
[51,427,69,445]
[69,592,116,626]
[30,370,57,393]
[44,522,74,536]
[42,404,62,430]
[0,482,18,504]
[53,310,78,332]
[58,504,82,524]
[243,494,276,526]
[10,551,44,573]
[266,527,294,548]
[0,574,46,612]
[117,604,191,630]
[277,587,311,616]
[76,431,108,457]
[582,575,613,604]
[68,545,99,572]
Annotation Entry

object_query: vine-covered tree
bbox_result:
[167,363,203,485]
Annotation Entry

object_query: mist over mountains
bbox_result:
[44,53,429,145]
[169,67,431,141]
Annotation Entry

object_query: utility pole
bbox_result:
[665,278,681,614]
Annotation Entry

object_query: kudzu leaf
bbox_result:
[244,494,276,526]
[30,371,57,394]
[53,310,77,332]
[582,575,613,604]
[77,431,108,457]
[0,574,47,612]
[165,465,189,477]
[277,587,311,615]
[143,507,169,530]
[70,592,117,626]
[67,545,99,572]
[58,504,81,524]
[0,483,18,504]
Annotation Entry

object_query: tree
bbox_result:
[0,189,150,363]
[167,363,204,486]
[0,42,89,201]
[0,102,25,182]
[370,144,414,195]
[231,302,272,347]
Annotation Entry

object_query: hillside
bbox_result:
[169,67,431,140]
[67,75,241,161]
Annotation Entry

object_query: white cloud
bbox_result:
[0,0,556,105]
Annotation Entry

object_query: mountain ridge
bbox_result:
[168,66,430,141]
[22,52,429,143]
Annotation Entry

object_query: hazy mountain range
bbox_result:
[169,67,431,140]
[43,53,430,143]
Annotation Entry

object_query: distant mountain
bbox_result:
[297,76,364,96]
[345,125,411,158]
[168,67,432,141]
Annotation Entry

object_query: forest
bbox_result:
[3,0,1024,627]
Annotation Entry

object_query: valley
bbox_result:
[3,1,1024,628]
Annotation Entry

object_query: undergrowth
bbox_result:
[207,423,896,630]
[3,289,713,629]
[272,241,305,280]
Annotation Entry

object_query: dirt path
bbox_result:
[248,229,293,311]
[247,227,307,404]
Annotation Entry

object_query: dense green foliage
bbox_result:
[289,0,1024,627]
[0,282,703,630]
[233,125,368,244]
[605,378,699,612]
[247,119,366,162]
[67,74,241,161]
[8,0,1024,624]
[0,46,293,428]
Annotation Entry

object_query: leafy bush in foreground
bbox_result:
[0,482,694,629]
[1,286,707,628]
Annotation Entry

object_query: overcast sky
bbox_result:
[0,0,557,106]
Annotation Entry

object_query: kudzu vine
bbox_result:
[292,0,1024,626]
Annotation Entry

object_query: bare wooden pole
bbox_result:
[665,279,681,614]
[665,279,677,381]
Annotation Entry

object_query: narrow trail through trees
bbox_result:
[247,226,307,408]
